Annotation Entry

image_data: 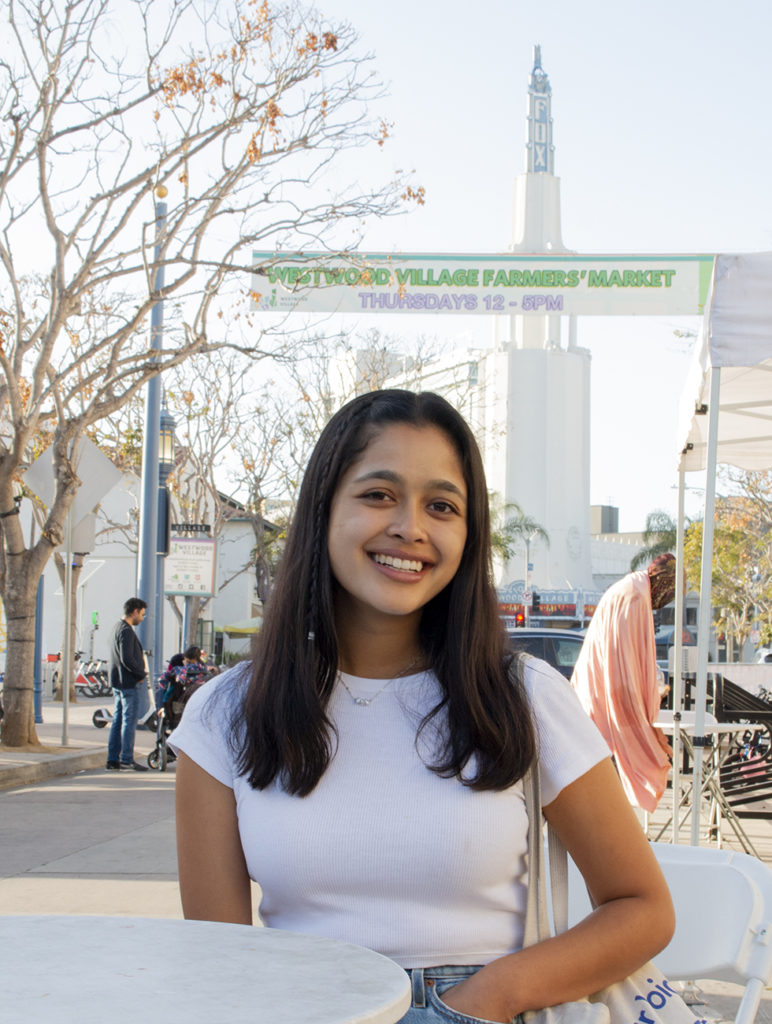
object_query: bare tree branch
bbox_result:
[0,0,421,744]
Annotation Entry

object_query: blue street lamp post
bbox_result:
[136,188,167,682]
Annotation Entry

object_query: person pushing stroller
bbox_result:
[149,647,217,770]
[157,647,213,711]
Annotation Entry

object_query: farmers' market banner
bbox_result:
[252,252,714,316]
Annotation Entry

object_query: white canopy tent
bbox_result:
[673,252,772,846]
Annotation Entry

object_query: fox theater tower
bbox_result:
[479,46,594,601]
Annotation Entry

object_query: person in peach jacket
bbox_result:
[571,554,676,812]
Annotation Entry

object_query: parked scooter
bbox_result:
[91,656,156,730]
[92,706,112,728]
[92,703,158,731]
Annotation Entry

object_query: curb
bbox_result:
[0,748,108,792]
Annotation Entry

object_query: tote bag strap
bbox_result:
[524,764,554,947]
[524,761,573,946]
[547,822,571,933]
[519,652,572,946]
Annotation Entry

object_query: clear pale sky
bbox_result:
[308,0,772,532]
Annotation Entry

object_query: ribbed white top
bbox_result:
[171,659,608,967]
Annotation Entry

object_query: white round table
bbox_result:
[0,915,412,1024]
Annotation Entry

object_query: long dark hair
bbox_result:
[234,389,535,795]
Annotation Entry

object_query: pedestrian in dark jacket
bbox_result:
[106,597,149,772]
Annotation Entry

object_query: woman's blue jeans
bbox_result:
[398,966,521,1024]
[107,686,139,765]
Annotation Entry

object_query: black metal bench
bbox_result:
[713,675,772,820]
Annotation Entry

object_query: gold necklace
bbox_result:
[338,656,422,707]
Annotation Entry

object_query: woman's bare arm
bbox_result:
[175,751,253,924]
[440,758,675,1023]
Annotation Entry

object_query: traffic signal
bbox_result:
[532,592,540,614]
[514,611,526,628]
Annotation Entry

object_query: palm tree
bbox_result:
[630,510,681,571]
[490,495,549,563]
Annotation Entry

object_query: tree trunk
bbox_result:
[0,477,62,747]
[183,595,205,649]
[1,558,42,747]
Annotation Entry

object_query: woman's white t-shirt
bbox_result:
[170,658,609,968]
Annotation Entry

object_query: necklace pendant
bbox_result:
[338,657,422,708]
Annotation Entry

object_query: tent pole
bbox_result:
[690,367,721,847]
[670,467,686,842]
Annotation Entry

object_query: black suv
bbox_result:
[506,628,585,681]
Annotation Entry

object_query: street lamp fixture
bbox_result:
[157,403,176,552]
[159,406,176,480]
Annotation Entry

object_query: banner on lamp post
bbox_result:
[164,537,217,597]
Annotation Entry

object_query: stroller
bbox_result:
[147,654,211,770]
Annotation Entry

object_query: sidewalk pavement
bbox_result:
[2,697,772,1023]
[0,692,157,790]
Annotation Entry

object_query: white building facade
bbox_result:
[482,46,593,595]
[30,475,259,675]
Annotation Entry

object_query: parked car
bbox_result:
[755,648,772,665]
[506,627,585,680]
[654,626,697,675]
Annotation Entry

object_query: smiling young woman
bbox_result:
[172,390,674,1024]
[327,421,468,662]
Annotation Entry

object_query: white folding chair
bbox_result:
[563,842,772,1024]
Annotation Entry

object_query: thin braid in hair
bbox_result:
[306,397,377,645]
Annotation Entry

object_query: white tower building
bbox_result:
[480,46,593,594]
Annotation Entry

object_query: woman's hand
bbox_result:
[434,962,516,1023]
[441,760,675,1021]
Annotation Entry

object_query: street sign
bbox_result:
[522,590,533,607]
[171,523,211,533]
[24,437,123,531]
[751,629,761,645]
[165,537,217,596]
